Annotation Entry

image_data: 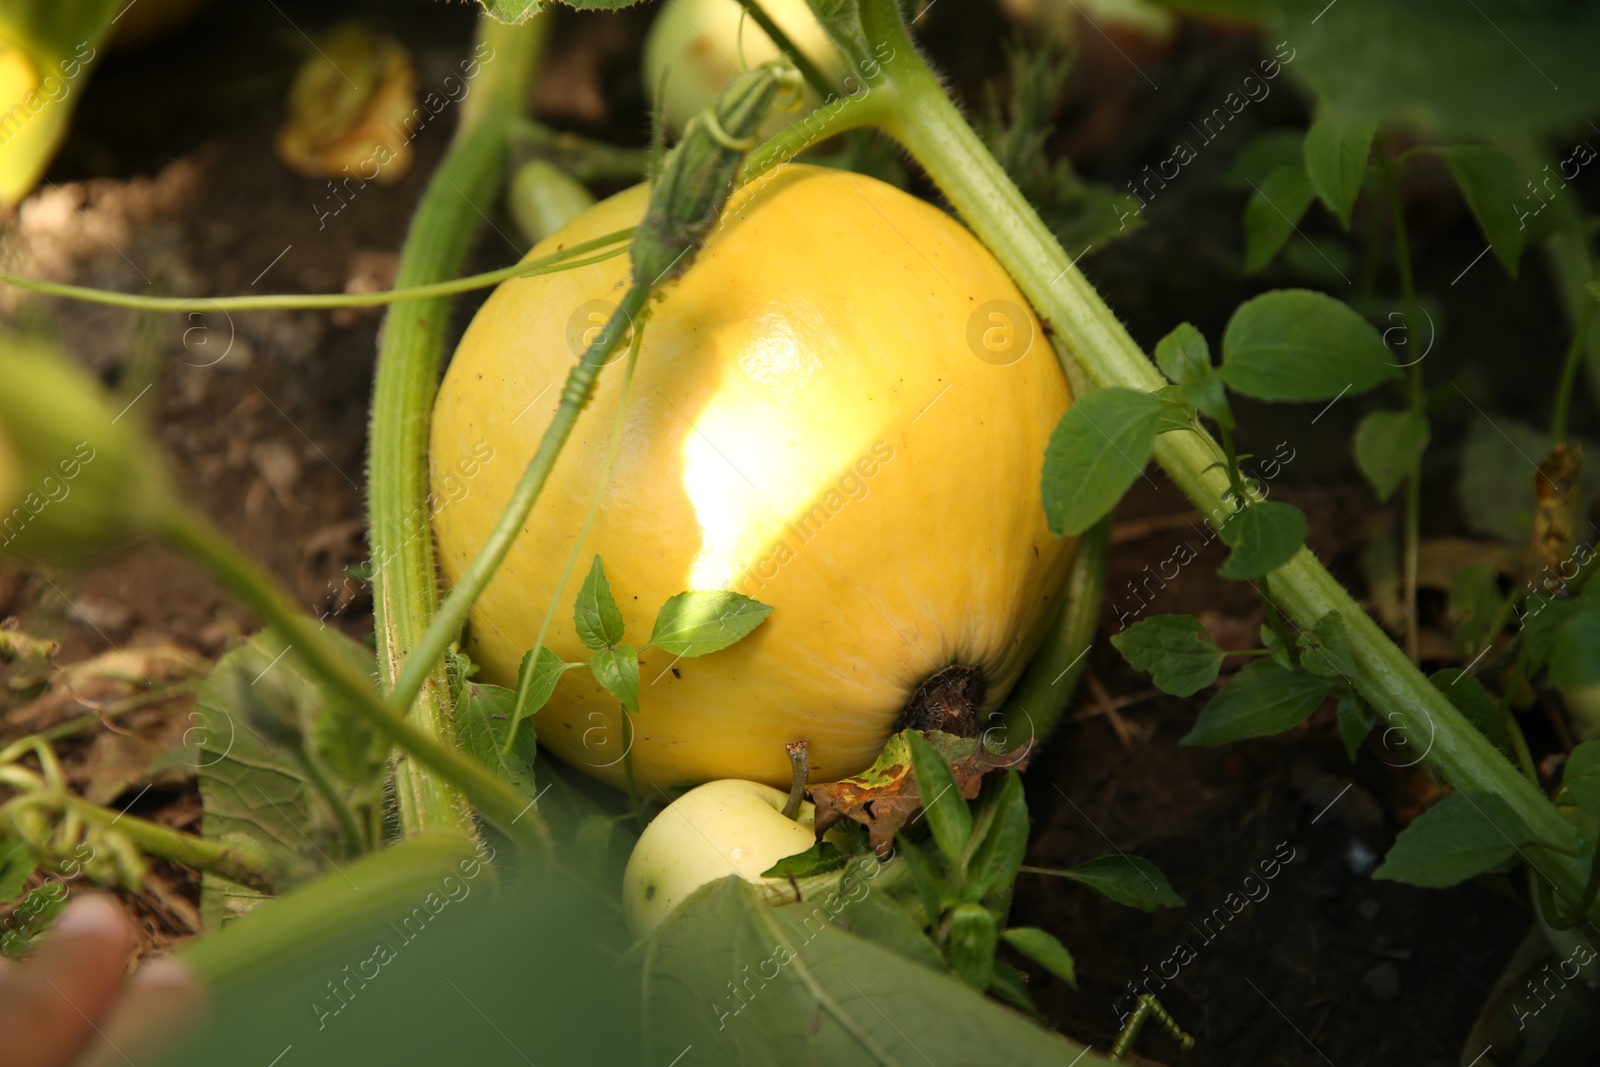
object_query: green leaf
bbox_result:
[1000,927,1077,989]
[1243,166,1315,272]
[455,682,540,802]
[1220,289,1400,402]
[473,0,542,20]
[1155,323,1232,427]
[1524,599,1577,674]
[906,730,973,863]
[1429,669,1512,760]
[1053,854,1185,911]
[1041,387,1167,536]
[1303,115,1377,229]
[1298,611,1358,681]
[988,961,1040,1017]
[1273,0,1600,138]
[1561,740,1600,817]
[947,902,998,991]
[590,644,640,714]
[574,556,625,651]
[1373,790,1533,888]
[1437,145,1527,277]
[965,772,1029,902]
[1217,501,1307,579]
[1335,691,1376,761]
[835,890,947,972]
[897,836,947,926]
[1550,596,1600,689]
[761,841,849,879]
[512,646,579,722]
[647,590,773,657]
[1110,615,1224,697]
[195,633,354,866]
[641,879,1092,1062]
[0,836,36,903]
[1184,660,1335,745]
[1227,129,1304,187]
[1354,409,1430,503]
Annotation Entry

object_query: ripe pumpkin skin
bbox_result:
[430,165,1074,792]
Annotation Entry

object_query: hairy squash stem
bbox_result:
[0,232,631,313]
[157,505,551,858]
[370,16,545,839]
[839,0,1595,916]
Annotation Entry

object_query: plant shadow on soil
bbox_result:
[3,0,1593,1063]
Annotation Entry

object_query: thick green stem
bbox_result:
[158,506,550,857]
[1378,148,1426,664]
[369,16,544,838]
[391,285,651,710]
[851,0,1592,914]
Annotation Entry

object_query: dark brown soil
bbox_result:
[2,1,1588,1063]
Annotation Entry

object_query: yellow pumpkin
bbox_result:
[429,164,1074,792]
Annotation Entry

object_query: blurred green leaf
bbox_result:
[1111,614,1224,697]
[1354,409,1430,503]
[1438,144,1528,276]
[1549,593,1600,689]
[1243,166,1315,272]
[1227,129,1304,187]
[1221,289,1400,401]
[1184,660,1335,745]
[1561,740,1600,817]
[1000,927,1078,989]
[947,902,998,991]
[1335,691,1376,761]
[1456,416,1600,542]
[1303,114,1377,229]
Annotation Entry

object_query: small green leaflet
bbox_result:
[1302,115,1377,230]
[0,836,35,903]
[1373,790,1533,888]
[648,591,773,657]
[1154,323,1232,427]
[1220,290,1399,402]
[1549,591,1600,690]
[1243,166,1315,272]
[1429,669,1512,759]
[906,730,972,863]
[1035,854,1185,912]
[1110,615,1224,697]
[1298,611,1357,681]
[761,841,849,879]
[574,556,626,651]
[947,902,998,991]
[1436,145,1527,277]
[591,644,640,714]
[1183,660,1335,746]
[455,682,540,801]
[1217,501,1306,579]
[1354,409,1430,503]
[1227,129,1304,186]
[1561,741,1600,817]
[1041,387,1168,537]
[964,771,1029,903]
[513,645,580,722]
[897,836,946,925]
[1000,927,1077,989]
[1335,692,1376,761]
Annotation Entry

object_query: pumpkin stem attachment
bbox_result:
[781,738,810,820]
[898,665,986,738]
